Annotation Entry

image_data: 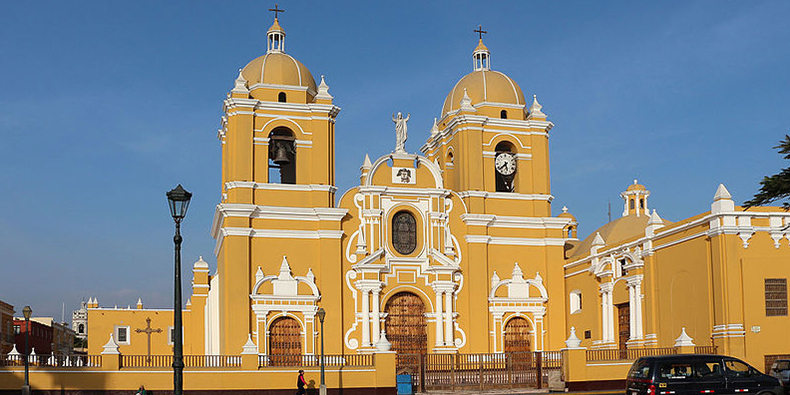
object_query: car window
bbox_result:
[630,360,652,379]
[774,361,790,371]
[693,361,724,379]
[659,363,693,380]
[725,360,753,378]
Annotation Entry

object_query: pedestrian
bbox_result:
[135,385,146,395]
[296,369,307,395]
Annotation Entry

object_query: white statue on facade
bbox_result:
[392,112,410,153]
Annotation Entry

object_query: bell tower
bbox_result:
[420,28,569,352]
[421,30,555,217]
[211,13,346,354]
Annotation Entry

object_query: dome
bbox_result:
[627,182,646,191]
[241,52,317,95]
[442,70,525,115]
[568,214,672,258]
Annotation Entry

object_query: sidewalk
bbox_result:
[418,389,623,395]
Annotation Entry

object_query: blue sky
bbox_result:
[1,1,789,320]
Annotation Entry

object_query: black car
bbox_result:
[627,354,783,395]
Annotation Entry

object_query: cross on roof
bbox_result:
[269,4,285,19]
[474,24,488,40]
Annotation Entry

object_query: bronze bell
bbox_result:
[272,142,291,166]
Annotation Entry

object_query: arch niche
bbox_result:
[384,292,427,355]
[269,316,301,366]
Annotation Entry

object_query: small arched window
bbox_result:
[268,127,296,184]
[500,110,508,119]
[639,198,644,209]
[392,211,417,255]
[78,324,84,334]
[278,92,287,102]
[630,199,635,210]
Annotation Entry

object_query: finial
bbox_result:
[232,68,248,94]
[316,75,333,101]
[460,88,475,112]
[430,117,439,136]
[562,206,569,213]
[474,24,487,40]
[362,153,372,169]
[268,4,285,19]
[634,179,638,185]
[527,94,545,119]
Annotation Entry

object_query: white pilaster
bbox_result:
[444,290,453,346]
[628,285,636,341]
[435,291,444,347]
[361,289,371,348]
[371,287,381,345]
[634,282,644,339]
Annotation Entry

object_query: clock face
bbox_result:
[495,152,517,176]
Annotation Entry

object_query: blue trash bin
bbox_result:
[396,373,413,395]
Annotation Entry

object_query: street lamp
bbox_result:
[316,307,326,395]
[167,184,191,395]
[22,305,31,395]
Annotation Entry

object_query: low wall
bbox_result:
[0,353,396,395]
[562,345,700,391]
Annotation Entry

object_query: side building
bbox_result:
[0,301,13,354]
[564,181,790,372]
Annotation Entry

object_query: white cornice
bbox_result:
[461,213,571,229]
[421,116,553,154]
[356,186,451,198]
[563,208,790,271]
[456,191,554,202]
[464,235,566,246]
[210,203,347,244]
[224,182,337,194]
[219,227,343,240]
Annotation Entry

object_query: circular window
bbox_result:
[392,211,417,255]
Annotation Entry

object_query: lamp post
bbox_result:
[316,307,326,395]
[22,305,31,395]
[167,184,192,395]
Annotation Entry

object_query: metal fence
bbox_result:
[396,351,561,392]
[258,353,374,368]
[0,354,102,367]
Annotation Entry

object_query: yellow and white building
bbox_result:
[85,16,789,372]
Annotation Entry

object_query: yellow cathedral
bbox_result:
[85,16,790,375]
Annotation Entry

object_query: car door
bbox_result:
[657,361,696,395]
[691,359,727,395]
[725,358,761,394]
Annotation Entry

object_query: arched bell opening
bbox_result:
[268,127,296,184]
[494,141,517,192]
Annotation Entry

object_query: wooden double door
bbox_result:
[269,316,301,366]
[617,303,630,349]
[504,317,531,353]
[385,292,428,355]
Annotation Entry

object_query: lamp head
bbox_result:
[22,306,32,320]
[166,184,192,222]
[316,307,326,323]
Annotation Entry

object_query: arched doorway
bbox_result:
[269,317,301,366]
[385,292,427,355]
[503,317,531,353]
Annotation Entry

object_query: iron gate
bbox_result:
[396,351,562,392]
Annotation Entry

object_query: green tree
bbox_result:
[744,134,790,209]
